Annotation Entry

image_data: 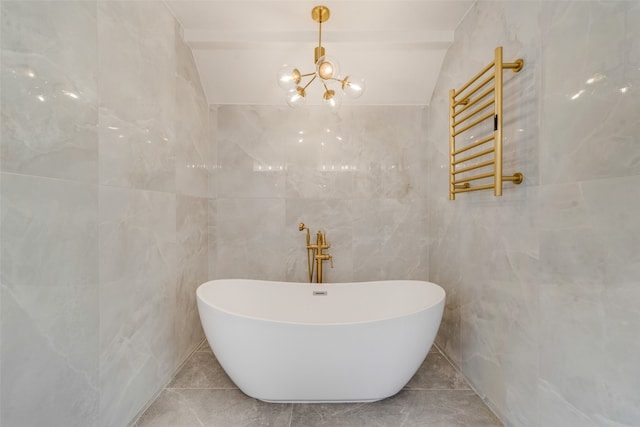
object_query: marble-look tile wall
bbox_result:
[210,105,429,283]
[1,2,101,425]
[1,2,208,426]
[427,1,640,426]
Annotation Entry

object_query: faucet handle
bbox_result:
[329,254,334,268]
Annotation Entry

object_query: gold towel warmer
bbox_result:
[449,46,524,199]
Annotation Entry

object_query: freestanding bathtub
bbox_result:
[196,279,445,403]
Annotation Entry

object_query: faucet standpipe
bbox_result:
[298,223,334,283]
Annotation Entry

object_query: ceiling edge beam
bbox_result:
[184,29,454,46]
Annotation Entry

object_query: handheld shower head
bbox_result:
[299,222,311,248]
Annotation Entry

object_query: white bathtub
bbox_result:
[196,279,445,403]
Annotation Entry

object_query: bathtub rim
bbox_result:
[196,278,446,327]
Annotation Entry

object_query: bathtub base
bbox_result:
[259,398,383,404]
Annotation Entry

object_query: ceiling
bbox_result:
[166,1,474,106]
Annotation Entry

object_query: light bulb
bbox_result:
[342,75,366,99]
[286,87,306,107]
[323,88,343,109]
[316,56,340,80]
[277,65,301,91]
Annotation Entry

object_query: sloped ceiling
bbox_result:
[167,1,474,106]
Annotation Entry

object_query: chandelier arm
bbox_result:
[300,71,316,78]
[302,74,318,91]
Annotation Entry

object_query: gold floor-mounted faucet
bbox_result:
[298,222,333,283]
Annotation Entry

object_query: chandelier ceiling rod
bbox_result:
[313,6,328,63]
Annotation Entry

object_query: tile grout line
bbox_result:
[398,388,490,397]
[166,387,240,390]
[287,403,294,427]
[403,387,477,391]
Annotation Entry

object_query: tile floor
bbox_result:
[135,341,503,427]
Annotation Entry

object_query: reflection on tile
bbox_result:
[208,106,218,199]
[0,1,98,183]
[135,389,292,427]
[98,1,176,192]
[216,106,286,199]
[404,352,470,390]
[291,390,502,427]
[540,0,640,184]
[176,24,208,198]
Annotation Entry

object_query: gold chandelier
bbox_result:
[277,5,365,108]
